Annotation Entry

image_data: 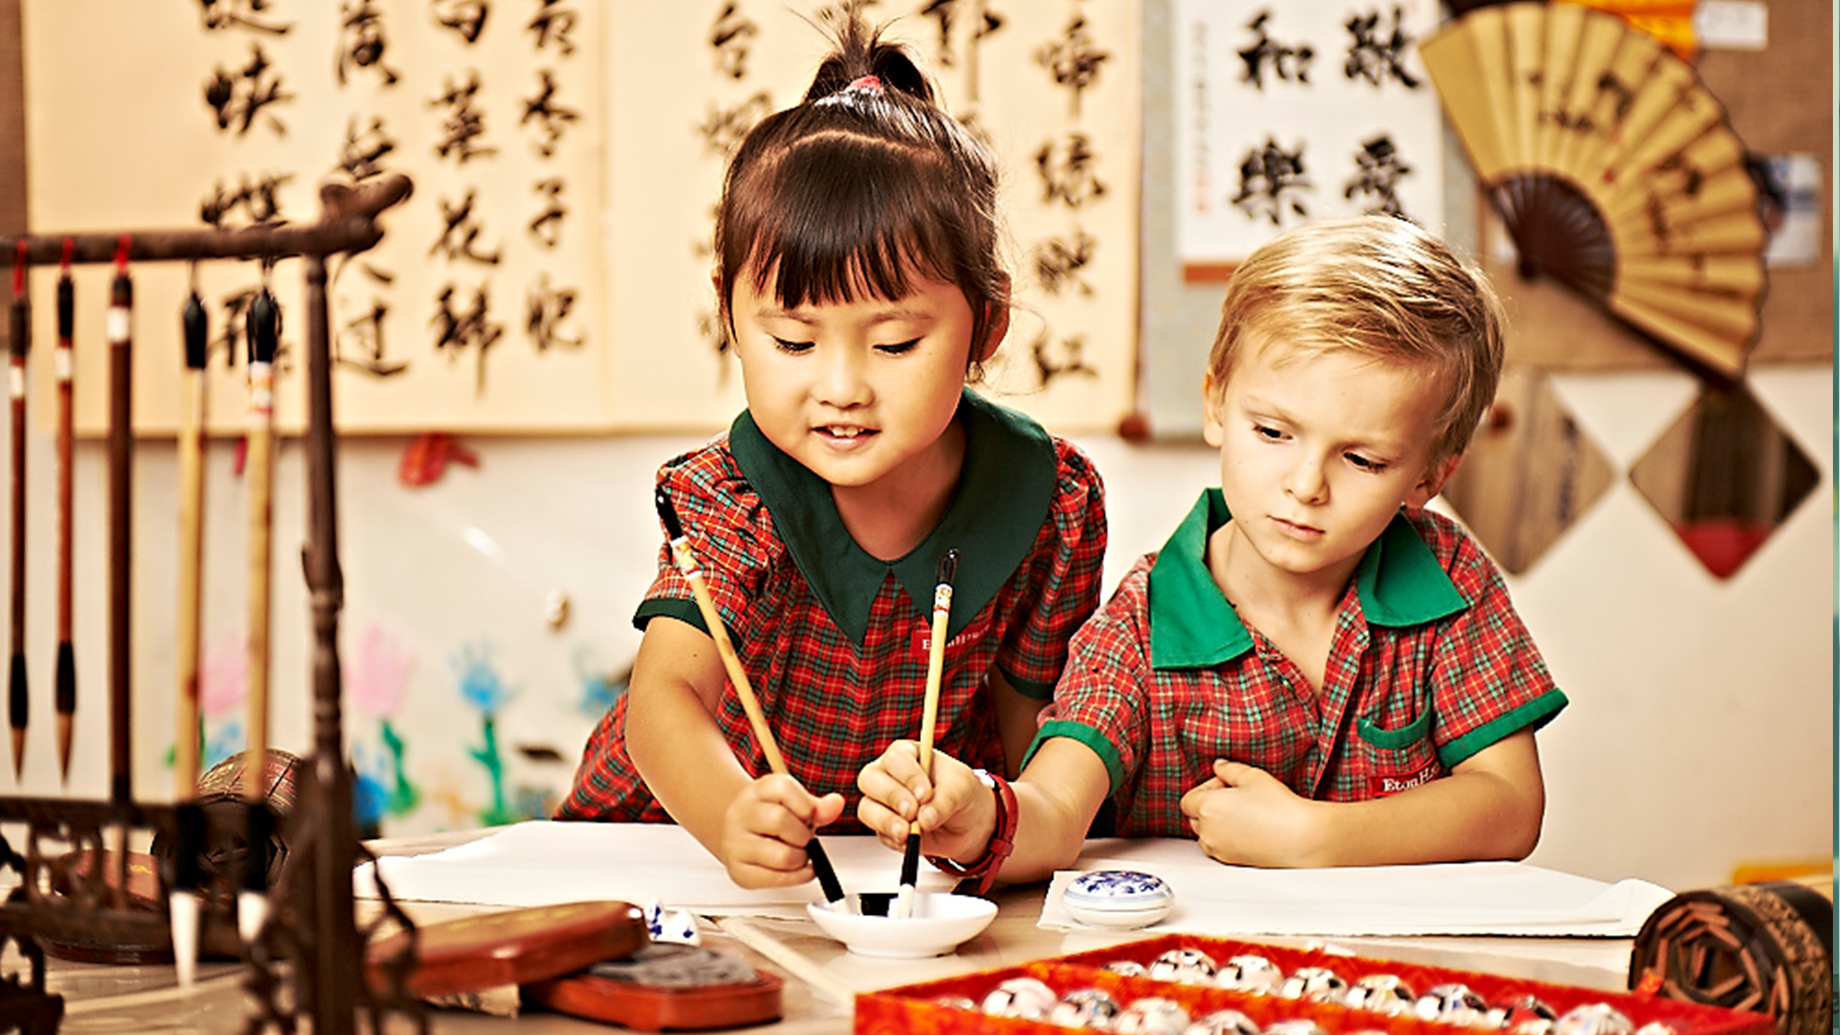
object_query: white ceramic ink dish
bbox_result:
[1059,869,1174,929]
[807,891,999,958]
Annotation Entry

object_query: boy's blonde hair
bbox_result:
[1207,216,1505,468]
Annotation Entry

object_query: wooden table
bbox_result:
[24,833,1641,1033]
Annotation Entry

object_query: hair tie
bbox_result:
[846,74,881,93]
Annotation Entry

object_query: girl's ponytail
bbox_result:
[801,17,935,105]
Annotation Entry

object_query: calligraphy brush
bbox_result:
[176,282,208,793]
[240,281,279,945]
[53,242,75,783]
[654,487,845,905]
[170,284,210,988]
[897,549,959,920]
[106,237,131,811]
[8,243,28,780]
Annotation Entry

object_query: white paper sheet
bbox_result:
[355,823,1672,938]
[1040,838,1674,937]
[354,821,951,915]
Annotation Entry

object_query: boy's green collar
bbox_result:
[729,388,1057,646]
[1147,489,1468,668]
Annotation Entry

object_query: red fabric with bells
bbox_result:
[853,934,1774,1035]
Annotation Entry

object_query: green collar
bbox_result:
[729,388,1058,646]
[1147,489,1469,669]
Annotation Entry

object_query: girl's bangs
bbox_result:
[738,141,954,308]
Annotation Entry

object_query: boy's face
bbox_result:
[727,264,1002,496]
[1203,337,1457,586]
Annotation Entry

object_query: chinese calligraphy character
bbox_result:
[432,283,503,394]
[1344,134,1411,217]
[520,69,579,157]
[199,172,293,228]
[697,308,732,364]
[1585,71,1635,134]
[198,0,291,34]
[529,178,567,248]
[1033,229,1096,297]
[431,71,497,163]
[526,273,583,350]
[338,0,401,86]
[205,43,294,136]
[1029,329,1098,387]
[1238,10,1312,90]
[1035,132,1107,209]
[431,190,504,265]
[917,0,1004,100]
[213,287,257,368]
[336,116,397,183]
[698,92,773,159]
[1343,7,1420,89]
[528,0,577,56]
[1036,13,1108,116]
[1231,137,1311,225]
[709,3,759,80]
[431,0,489,44]
[333,261,409,377]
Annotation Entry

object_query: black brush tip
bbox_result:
[806,836,845,903]
[937,548,959,586]
[900,832,922,888]
[655,486,684,541]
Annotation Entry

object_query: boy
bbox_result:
[857,216,1567,886]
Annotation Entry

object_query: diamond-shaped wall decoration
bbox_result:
[1440,367,1616,575]
[1628,385,1819,579]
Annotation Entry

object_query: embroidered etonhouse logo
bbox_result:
[1368,764,1439,797]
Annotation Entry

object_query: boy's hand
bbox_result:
[1179,759,1326,867]
[720,773,846,889]
[856,741,995,863]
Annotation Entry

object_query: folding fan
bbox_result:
[1560,0,1698,58]
[1419,1,1765,379]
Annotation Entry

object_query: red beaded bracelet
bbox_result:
[926,768,1017,898]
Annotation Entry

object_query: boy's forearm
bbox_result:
[993,738,1113,883]
[1303,731,1545,867]
[1309,767,1544,866]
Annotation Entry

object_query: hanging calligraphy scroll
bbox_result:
[22,1,1139,434]
[1172,0,1447,279]
[23,0,604,435]
[605,2,1142,433]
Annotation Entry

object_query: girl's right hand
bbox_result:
[721,773,845,890]
[856,741,995,862]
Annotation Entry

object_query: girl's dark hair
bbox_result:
[714,14,1008,361]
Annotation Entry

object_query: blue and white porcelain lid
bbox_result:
[1063,869,1173,911]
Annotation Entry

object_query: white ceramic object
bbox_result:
[1060,869,1174,929]
[806,891,998,958]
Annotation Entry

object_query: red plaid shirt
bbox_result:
[1034,489,1565,838]
[558,390,1107,829]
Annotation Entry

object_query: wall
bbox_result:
[3,358,1828,892]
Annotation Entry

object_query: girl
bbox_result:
[557,15,1108,892]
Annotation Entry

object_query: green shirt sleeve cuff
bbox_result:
[634,596,709,636]
[1023,719,1126,793]
[1438,689,1569,769]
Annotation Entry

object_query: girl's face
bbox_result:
[729,265,1001,497]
